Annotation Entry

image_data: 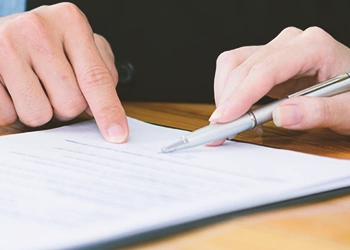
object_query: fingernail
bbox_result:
[107,124,127,143]
[209,101,229,122]
[209,109,222,122]
[273,105,303,127]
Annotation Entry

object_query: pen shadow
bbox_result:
[232,124,350,160]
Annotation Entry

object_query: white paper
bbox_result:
[0,117,349,249]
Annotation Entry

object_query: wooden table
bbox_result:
[3,102,350,250]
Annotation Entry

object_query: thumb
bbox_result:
[272,94,350,135]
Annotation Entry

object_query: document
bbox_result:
[0,117,349,249]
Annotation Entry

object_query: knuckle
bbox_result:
[0,31,14,54]
[216,51,232,65]
[318,99,336,126]
[0,113,17,127]
[93,34,119,85]
[324,93,350,134]
[251,56,277,73]
[15,12,44,35]
[8,12,58,58]
[54,96,87,120]
[80,65,113,92]
[303,26,327,37]
[278,26,302,37]
[20,107,53,127]
[94,34,111,50]
[216,49,241,68]
[302,26,332,44]
[250,58,278,89]
[299,27,338,66]
[54,2,87,24]
[15,85,53,127]
[226,64,249,83]
[0,13,45,52]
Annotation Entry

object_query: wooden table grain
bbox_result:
[123,102,350,250]
[2,102,350,250]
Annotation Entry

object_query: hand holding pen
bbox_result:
[162,27,350,152]
[212,27,350,139]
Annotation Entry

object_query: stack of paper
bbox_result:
[0,117,349,249]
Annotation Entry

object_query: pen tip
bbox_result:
[160,136,189,154]
[159,147,172,153]
[158,148,166,153]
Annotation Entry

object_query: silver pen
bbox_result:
[161,73,350,153]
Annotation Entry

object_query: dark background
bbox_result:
[27,1,350,103]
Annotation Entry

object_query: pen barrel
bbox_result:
[303,76,350,98]
[252,74,350,126]
[289,73,350,98]
[252,99,285,126]
[186,114,255,147]
[162,73,350,153]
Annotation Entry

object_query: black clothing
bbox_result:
[27,0,350,103]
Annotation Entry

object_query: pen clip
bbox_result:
[288,73,350,98]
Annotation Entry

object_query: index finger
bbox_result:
[59,4,128,143]
[211,27,349,124]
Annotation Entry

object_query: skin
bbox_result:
[0,3,128,143]
[211,26,350,145]
[1,7,348,147]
